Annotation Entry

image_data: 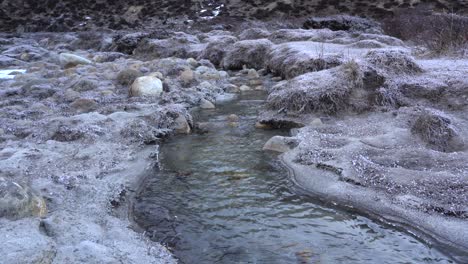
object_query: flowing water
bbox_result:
[133,91,454,263]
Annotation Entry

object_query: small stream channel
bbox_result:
[133,90,454,263]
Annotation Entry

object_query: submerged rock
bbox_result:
[129,76,163,97]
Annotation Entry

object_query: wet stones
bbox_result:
[263,136,298,152]
[129,76,163,97]
[0,177,47,220]
[199,98,215,109]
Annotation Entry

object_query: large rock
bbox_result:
[129,76,163,97]
[59,53,92,68]
[0,178,46,219]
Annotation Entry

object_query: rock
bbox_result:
[263,136,298,152]
[71,78,98,92]
[310,118,323,126]
[180,68,194,85]
[64,88,80,102]
[247,69,259,79]
[71,98,98,112]
[149,72,164,79]
[0,178,47,219]
[227,114,240,122]
[225,84,240,93]
[254,85,264,90]
[129,76,163,97]
[200,98,215,109]
[59,53,92,68]
[116,69,141,86]
[21,83,56,99]
[70,98,97,113]
[239,85,251,91]
[249,79,263,86]
[173,115,191,134]
[186,58,199,67]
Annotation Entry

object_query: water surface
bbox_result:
[134,91,454,263]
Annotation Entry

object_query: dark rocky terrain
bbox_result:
[1,0,467,32]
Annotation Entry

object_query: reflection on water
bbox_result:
[134,92,453,263]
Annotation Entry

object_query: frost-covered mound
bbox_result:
[0,31,239,263]
[271,52,468,260]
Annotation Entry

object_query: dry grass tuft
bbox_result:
[383,10,468,56]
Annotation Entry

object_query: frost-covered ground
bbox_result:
[0,15,467,263]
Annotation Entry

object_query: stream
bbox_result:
[133,91,454,263]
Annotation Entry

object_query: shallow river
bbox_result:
[133,91,454,263]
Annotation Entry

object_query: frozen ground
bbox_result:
[0,15,467,263]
